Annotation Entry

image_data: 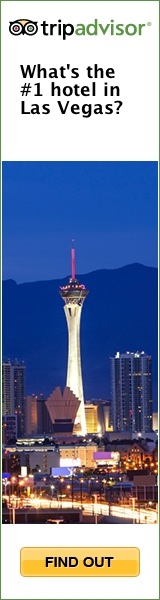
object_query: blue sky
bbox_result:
[3,161,158,282]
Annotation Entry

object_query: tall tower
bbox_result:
[59,243,88,436]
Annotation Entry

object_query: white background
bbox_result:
[1,1,159,599]
[1,0,159,161]
[2,524,159,599]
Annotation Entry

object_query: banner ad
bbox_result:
[1,2,159,599]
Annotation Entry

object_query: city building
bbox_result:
[152,412,158,431]
[59,244,88,436]
[133,473,158,502]
[104,431,139,442]
[45,386,80,436]
[86,399,112,434]
[2,415,17,444]
[93,451,120,468]
[3,438,98,472]
[59,442,98,469]
[111,351,152,433]
[104,439,155,469]
[25,395,38,436]
[98,401,112,433]
[3,439,60,474]
[25,394,53,436]
[85,404,99,434]
[2,359,26,436]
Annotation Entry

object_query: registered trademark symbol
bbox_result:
[147,22,152,26]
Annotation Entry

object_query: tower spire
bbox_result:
[71,239,75,280]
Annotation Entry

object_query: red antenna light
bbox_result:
[71,240,75,279]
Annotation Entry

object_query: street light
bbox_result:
[11,476,16,495]
[50,485,55,498]
[2,478,10,499]
[71,472,74,508]
[102,478,113,513]
[66,484,71,498]
[59,478,64,508]
[80,479,84,508]
[11,505,17,524]
[47,519,64,525]
[92,493,98,524]
[131,496,137,524]
[52,519,64,525]
[88,478,92,502]
[102,478,107,503]
[19,480,24,497]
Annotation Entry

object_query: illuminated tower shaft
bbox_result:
[60,244,88,435]
[64,302,85,433]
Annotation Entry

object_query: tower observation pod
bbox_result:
[59,243,88,436]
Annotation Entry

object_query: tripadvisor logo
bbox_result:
[40,18,151,39]
[9,18,151,40]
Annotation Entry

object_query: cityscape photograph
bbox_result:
[2,161,158,525]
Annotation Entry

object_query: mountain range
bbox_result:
[2,263,158,410]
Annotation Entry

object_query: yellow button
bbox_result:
[21,547,140,577]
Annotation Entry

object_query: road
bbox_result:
[8,497,157,523]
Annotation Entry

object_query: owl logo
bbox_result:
[9,19,38,36]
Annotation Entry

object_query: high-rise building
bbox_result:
[59,244,88,435]
[25,395,38,436]
[111,351,152,433]
[2,359,26,436]
[25,394,54,436]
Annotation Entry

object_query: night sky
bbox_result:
[3,161,157,282]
